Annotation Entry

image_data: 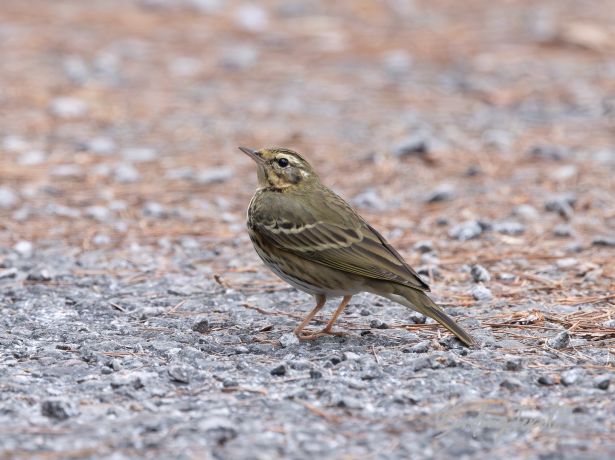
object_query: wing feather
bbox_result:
[249,189,429,291]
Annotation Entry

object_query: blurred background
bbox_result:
[0,0,614,264]
[1,2,614,458]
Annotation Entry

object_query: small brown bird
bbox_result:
[239,147,475,347]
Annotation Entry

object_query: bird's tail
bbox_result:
[384,287,476,347]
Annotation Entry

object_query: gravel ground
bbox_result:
[1,1,614,459]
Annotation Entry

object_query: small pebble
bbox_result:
[168,365,191,384]
[382,49,412,77]
[51,164,83,178]
[270,364,287,376]
[370,319,389,329]
[498,273,516,282]
[343,352,361,361]
[0,187,18,209]
[113,163,141,183]
[528,144,568,160]
[279,333,299,348]
[561,368,583,386]
[424,183,455,203]
[85,206,111,222]
[470,264,491,283]
[504,357,523,371]
[27,268,53,281]
[550,164,578,182]
[49,97,88,118]
[309,369,322,379]
[494,221,525,235]
[545,195,576,219]
[122,147,157,163]
[3,135,28,152]
[449,221,483,241]
[500,378,522,391]
[192,320,210,333]
[352,188,385,210]
[546,331,570,349]
[19,150,46,165]
[556,258,577,269]
[602,320,615,328]
[591,236,615,247]
[408,312,426,324]
[234,4,269,32]
[471,285,493,301]
[391,134,429,158]
[41,399,78,420]
[87,137,116,156]
[14,241,33,256]
[220,45,260,70]
[594,375,610,390]
[513,204,540,221]
[553,224,572,237]
[406,341,430,353]
[142,202,166,218]
[0,268,18,280]
[413,240,433,254]
[537,375,557,386]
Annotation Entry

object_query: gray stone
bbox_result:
[352,188,386,210]
[513,204,540,220]
[19,150,46,165]
[413,240,434,253]
[528,144,568,160]
[553,224,572,237]
[406,340,430,353]
[471,285,493,301]
[470,264,491,283]
[545,195,576,219]
[0,187,18,209]
[537,375,557,386]
[494,221,525,235]
[592,236,615,247]
[504,356,523,371]
[87,137,116,156]
[168,365,191,384]
[270,364,287,376]
[113,163,141,183]
[41,399,79,420]
[500,378,523,391]
[85,206,111,221]
[425,183,455,203]
[561,368,583,386]
[595,375,610,390]
[449,221,483,241]
[370,319,389,329]
[122,147,157,163]
[546,331,570,349]
[233,4,269,32]
[14,240,33,256]
[279,333,299,348]
[391,134,430,158]
[49,97,88,118]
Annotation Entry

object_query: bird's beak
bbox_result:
[238,146,264,163]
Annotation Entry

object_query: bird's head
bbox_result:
[239,147,319,189]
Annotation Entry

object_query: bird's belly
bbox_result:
[250,237,361,297]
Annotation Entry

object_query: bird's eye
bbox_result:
[277,158,289,167]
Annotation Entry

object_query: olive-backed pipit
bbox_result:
[239,146,476,347]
